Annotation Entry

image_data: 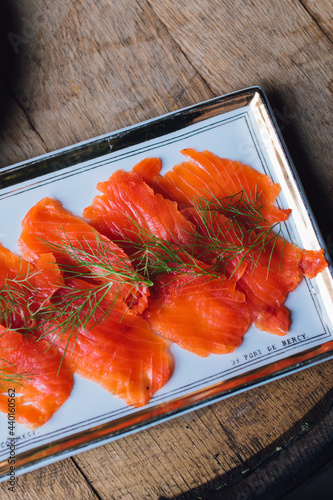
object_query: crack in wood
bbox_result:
[71,457,104,500]
[299,0,333,44]
[9,91,47,149]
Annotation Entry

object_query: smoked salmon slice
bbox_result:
[83,165,251,354]
[83,167,196,254]
[40,278,170,407]
[18,197,149,315]
[144,270,250,357]
[0,325,73,428]
[257,233,328,282]
[181,206,328,335]
[0,244,73,428]
[134,149,291,225]
[0,243,63,330]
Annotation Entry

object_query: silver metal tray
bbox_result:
[0,86,332,481]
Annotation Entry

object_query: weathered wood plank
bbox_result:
[148,0,333,242]
[147,0,332,169]
[71,362,333,499]
[0,0,332,498]
[302,0,333,39]
[0,459,99,500]
[0,0,212,167]
[206,404,333,500]
[0,79,46,167]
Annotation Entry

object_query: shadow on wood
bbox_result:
[265,89,333,260]
[166,386,333,500]
[0,0,23,131]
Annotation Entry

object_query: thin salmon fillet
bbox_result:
[134,149,291,225]
[257,234,328,282]
[83,166,250,354]
[135,152,327,335]
[182,207,328,335]
[144,271,250,357]
[83,167,196,254]
[0,326,74,428]
[182,208,291,335]
[18,197,149,315]
[41,278,170,407]
[0,243,63,330]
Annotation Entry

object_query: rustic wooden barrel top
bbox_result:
[0,1,332,498]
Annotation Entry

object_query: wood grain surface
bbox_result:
[0,1,332,499]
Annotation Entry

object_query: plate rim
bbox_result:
[0,85,332,481]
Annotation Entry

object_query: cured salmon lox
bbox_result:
[41,278,170,407]
[17,198,170,410]
[134,149,291,225]
[0,146,328,430]
[0,244,73,428]
[144,271,250,357]
[83,166,196,253]
[0,243,63,330]
[133,151,328,336]
[181,206,294,335]
[257,233,328,283]
[83,165,251,355]
[18,197,149,314]
[182,207,328,335]
[0,326,74,428]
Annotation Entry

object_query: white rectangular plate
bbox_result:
[0,87,332,481]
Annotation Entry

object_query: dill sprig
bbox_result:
[32,231,153,371]
[35,229,153,329]
[104,189,287,284]
[39,229,153,288]
[198,188,266,226]
[36,280,120,341]
[0,268,43,332]
[0,357,35,390]
[110,217,222,284]
[190,191,287,277]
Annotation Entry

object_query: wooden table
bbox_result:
[0,1,332,498]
